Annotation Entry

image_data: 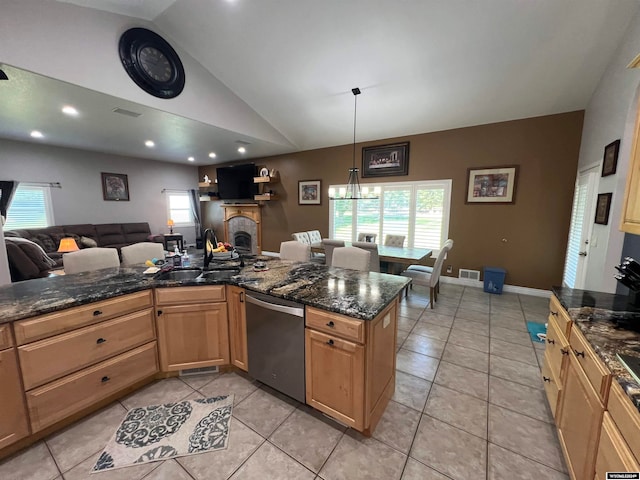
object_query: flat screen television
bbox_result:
[216,163,258,201]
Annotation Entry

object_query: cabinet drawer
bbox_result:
[545,315,569,382]
[541,351,561,419]
[19,308,155,390]
[595,412,640,478]
[14,290,153,345]
[608,380,640,463]
[306,307,364,344]
[155,286,225,305]
[0,324,13,349]
[549,295,572,338]
[569,326,611,402]
[26,342,158,433]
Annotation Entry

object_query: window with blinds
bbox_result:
[329,179,451,252]
[166,192,194,225]
[4,184,54,230]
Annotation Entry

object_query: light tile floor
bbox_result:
[0,286,568,480]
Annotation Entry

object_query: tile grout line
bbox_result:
[42,440,63,480]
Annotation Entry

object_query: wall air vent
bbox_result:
[459,269,480,281]
[112,107,142,118]
[179,366,219,376]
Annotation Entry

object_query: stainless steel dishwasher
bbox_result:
[245,291,305,403]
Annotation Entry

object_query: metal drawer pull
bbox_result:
[96,338,107,344]
[239,291,244,303]
[326,339,335,346]
[326,321,335,328]
[543,376,551,383]
[550,311,558,316]
[547,338,555,344]
[561,348,569,355]
[93,310,103,316]
[574,350,585,358]
[101,376,110,383]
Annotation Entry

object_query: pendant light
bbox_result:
[329,87,378,200]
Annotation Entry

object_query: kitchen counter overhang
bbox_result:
[0,258,410,325]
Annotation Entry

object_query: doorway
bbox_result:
[563,165,599,288]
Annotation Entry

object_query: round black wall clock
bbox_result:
[119,28,185,99]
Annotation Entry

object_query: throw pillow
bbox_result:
[33,233,57,253]
[80,236,98,248]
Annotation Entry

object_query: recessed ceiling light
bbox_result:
[188,156,195,162]
[62,105,78,116]
[237,147,246,154]
[145,140,155,147]
[208,152,217,158]
[30,130,44,139]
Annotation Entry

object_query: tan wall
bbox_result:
[200,111,584,289]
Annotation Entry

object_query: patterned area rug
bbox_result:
[92,395,234,473]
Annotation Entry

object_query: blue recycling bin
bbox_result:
[484,267,506,294]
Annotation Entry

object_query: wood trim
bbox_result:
[621,92,640,234]
[569,326,611,402]
[0,347,30,450]
[227,286,248,371]
[596,412,640,477]
[14,290,153,344]
[541,350,561,419]
[549,295,572,338]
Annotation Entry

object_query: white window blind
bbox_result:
[166,192,194,225]
[4,184,53,229]
[563,181,587,288]
[329,179,451,252]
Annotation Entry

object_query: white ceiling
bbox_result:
[2,0,640,165]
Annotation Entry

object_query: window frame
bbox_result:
[165,191,195,227]
[328,179,452,255]
[4,183,54,230]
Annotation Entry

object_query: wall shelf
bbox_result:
[253,173,278,201]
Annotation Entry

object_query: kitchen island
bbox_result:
[0,256,409,458]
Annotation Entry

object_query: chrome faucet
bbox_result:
[203,228,218,269]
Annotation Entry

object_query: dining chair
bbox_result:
[404,239,454,276]
[332,246,371,272]
[63,248,120,274]
[384,234,406,247]
[357,232,377,243]
[352,241,380,272]
[291,232,311,245]
[400,242,451,308]
[279,241,311,262]
[121,242,166,266]
[306,230,322,245]
[321,239,345,266]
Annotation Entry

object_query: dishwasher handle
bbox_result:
[245,293,304,317]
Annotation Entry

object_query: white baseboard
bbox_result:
[439,275,551,297]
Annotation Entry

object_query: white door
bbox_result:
[563,167,598,288]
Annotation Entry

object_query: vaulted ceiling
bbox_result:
[2,0,639,165]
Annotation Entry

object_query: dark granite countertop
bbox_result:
[0,256,409,325]
[552,286,640,411]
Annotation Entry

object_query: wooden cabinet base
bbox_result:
[0,348,30,451]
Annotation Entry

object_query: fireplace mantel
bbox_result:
[221,204,262,254]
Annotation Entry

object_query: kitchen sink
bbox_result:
[197,269,240,281]
[154,268,202,281]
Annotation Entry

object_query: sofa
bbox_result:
[4,222,161,282]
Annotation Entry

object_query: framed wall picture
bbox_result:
[595,193,613,225]
[101,172,130,201]
[298,180,321,205]
[602,139,620,177]
[465,165,518,204]
[362,142,409,177]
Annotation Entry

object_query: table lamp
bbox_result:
[57,237,79,253]
[167,219,174,234]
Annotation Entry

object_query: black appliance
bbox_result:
[216,164,258,200]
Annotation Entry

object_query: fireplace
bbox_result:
[222,204,261,255]
[234,231,252,254]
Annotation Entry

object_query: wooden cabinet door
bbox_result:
[305,328,364,430]
[0,348,30,449]
[595,413,640,478]
[557,352,604,480]
[227,286,248,371]
[621,95,640,234]
[156,303,229,372]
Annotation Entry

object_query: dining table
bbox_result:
[310,242,432,273]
